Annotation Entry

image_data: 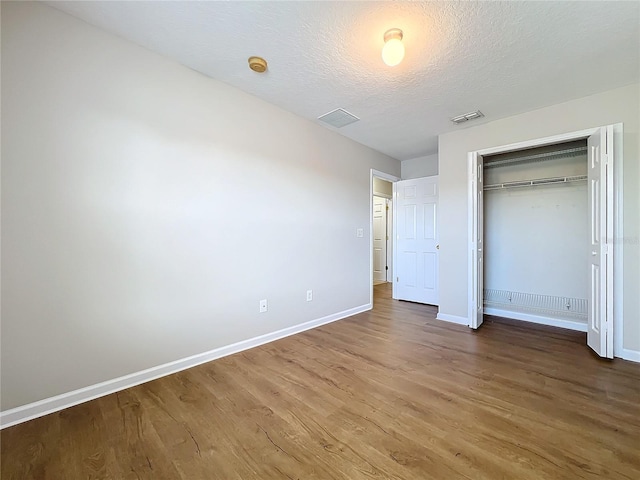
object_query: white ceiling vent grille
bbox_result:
[317,108,360,128]
[451,110,484,124]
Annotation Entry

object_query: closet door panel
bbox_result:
[587,127,612,358]
[468,152,483,328]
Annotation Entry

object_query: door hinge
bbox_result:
[385,266,389,270]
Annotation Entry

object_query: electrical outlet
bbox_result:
[259,299,268,313]
[356,228,364,237]
[306,290,313,302]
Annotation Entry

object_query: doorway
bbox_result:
[371,170,399,305]
[373,195,391,285]
[468,125,623,359]
[483,140,589,331]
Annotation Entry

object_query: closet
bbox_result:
[482,141,589,331]
[469,125,616,358]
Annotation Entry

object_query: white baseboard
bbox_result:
[436,312,469,326]
[0,303,371,430]
[619,348,640,363]
[484,307,587,332]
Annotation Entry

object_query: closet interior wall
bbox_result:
[483,140,589,329]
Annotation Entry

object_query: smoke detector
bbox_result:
[248,56,267,73]
[451,110,484,124]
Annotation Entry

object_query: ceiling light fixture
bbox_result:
[382,28,404,67]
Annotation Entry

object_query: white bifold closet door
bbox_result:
[587,126,613,358]
[468,153,484,329]
[393,176,439,305]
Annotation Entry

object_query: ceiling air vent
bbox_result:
[451,110,484,124]
[317,108,360,128]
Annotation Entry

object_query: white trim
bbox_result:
[370,169,400,307]
[612,123,624,358]
[0,303,371,429]
[603,125,615,358]
[468,124,623,358]
[436,312,469,326]
[484,307,587,332]
[385,198,393,283]
[392,181,398,300]
[373,192,392,200]
[370,169,400,183]
[476,128,598,156]
[620,348,640,364]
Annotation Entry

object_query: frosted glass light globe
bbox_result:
[382,36,405,66]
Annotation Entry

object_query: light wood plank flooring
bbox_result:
[2,283,639,479]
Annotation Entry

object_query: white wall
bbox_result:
[439,83,640,352]
[0,2,400,410]
[401,153,438,179]
[485,187,588,303]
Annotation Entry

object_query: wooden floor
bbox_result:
[2,283,639,479]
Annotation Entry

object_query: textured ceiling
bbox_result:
[47,1,639,161]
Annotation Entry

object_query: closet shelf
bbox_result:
[484,174,587,191]
[484,146,587,169]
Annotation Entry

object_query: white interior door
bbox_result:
[393,176,439,305]
[373,196,388,284]
[587,126,613,358]
[469,152,484,329]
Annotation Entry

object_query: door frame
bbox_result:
[467,124,624,358]
[370,169,400,306]
[385,197,393,283]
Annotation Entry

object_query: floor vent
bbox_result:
[317,108,360,128]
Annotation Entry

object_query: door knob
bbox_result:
[436,244,440,250]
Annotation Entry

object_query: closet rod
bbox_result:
[484,146,587,169]
[484,175,587,191]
